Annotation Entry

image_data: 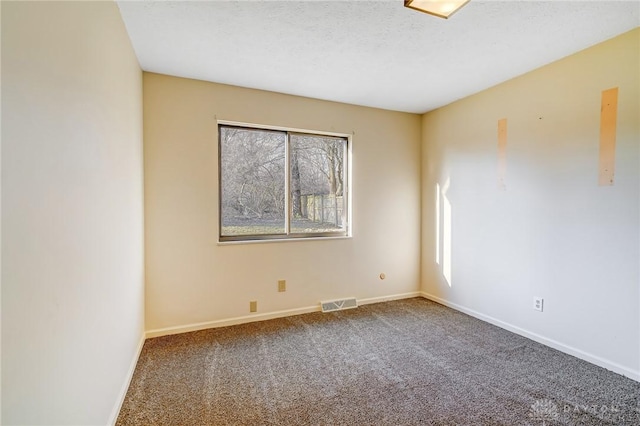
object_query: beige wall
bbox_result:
[143,73,421,334]
[421,29,639,379]
[1,2,144,424]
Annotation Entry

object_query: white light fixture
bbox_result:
[404,0,470,19]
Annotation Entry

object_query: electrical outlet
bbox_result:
[250,301,257,312]
[533,297,543,312]
[278,280,286,292]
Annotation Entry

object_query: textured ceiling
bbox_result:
[116,0,639,113]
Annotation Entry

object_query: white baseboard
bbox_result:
[359,291,422,306]
[420,291,640,382]
[146,292,423,339]
[108,333,146,426]
[146,305,321,338]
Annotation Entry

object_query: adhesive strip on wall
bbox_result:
[598,87,618,186]
[497,118,507,190]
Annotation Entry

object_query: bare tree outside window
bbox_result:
[289,134,345,234]
[219,124,349,241]
[220,127,286,236]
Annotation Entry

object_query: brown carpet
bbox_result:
[117,298,639,425]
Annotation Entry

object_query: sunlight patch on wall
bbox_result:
[442,178,452,287]
[436,179,453,287]
[436,182,441,266]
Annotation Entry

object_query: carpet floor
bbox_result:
[117,298,639,425]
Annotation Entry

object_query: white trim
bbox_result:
[216,119,351,139]
[216,121,353,244]
[359,291,422,306]
[108,333,146,426]
[217,235,352,246]
[419,292,640,382]
[145,292,422,339]
[146,305,321,338]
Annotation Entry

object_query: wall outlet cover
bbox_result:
[533,297,543,312]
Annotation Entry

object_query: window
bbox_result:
[219,123,350,242]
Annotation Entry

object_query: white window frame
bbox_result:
[217,120,352,243]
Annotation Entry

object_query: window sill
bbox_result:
[217,235,352,246]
